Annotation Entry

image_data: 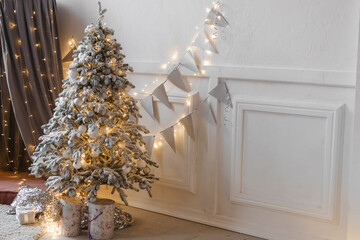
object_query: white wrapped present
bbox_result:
[16,206,36,225]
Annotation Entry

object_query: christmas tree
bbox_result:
[29,2,158,204]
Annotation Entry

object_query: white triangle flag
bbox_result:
[168,67,189,92]
[161,126,176,152]
[192,30,217,53]
[153,83,171,108]
[197,101,216,125]
[142,135,155,157]
[180,114,195,139]
[209,81,232,107]
[140,95,156,120]
[205,7,229,28]
[180,50,199,73]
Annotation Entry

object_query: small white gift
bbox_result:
[16,206,36,225]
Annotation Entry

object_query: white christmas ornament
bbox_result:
[118,142,125,148]
[78,125,87,133]
[79,76,88,85]
[63,150,71,158]
[68,69,78,79]
[99,126,107,135]
[136,159,147,169]
[91,150,99,158]
[73,160,82,169]
[74,98,82,106]
[122,165,131,174]
[88,127,99,138]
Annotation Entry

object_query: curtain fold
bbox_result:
[0,0,63,172]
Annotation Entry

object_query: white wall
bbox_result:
[57,0,359,72]
[56,1,360,239]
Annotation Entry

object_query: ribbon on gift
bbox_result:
[88,211,103,240]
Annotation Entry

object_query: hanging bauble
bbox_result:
[73,160,82,169]
[63,150,71,158]
[73,98,82,106]
[122,165,131,174]
[102,68,111,75]
[139,182,147,189]
[78,125,87,133]
[99,126,107,135]
[88,127,99,138]
[87,110,94,117]
[136,159,147,169]
[143,167,151,174]
[68,68,78,79]
[105,138,114,149]
[79,76,88,85]
[117,141,125,149]
[91,150,99,158]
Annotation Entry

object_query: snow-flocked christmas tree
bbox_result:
[29,2,158,204]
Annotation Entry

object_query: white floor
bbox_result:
[0,204,263,240]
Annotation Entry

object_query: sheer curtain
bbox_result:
[0,0,63,172]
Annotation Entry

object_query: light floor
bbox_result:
[42,205,264,240]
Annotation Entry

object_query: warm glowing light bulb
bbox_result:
[133,92,138,96]
[154,143,158,149]
[158,142,162,146]
[172,52,178,60]
[186,100,191,106]
[161,64,167,69]
[206,8,211,13]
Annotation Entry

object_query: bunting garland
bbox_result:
[167,67,190,92]
[60,2,231,156]
[152,83,171,109]
[140,95,156,120]
[160,126,176,152]
[209,81,232,108]
[137,1,232,155]
[180,50,200,73]
[193,30,218,53]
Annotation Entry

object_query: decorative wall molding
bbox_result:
[128,61,356,88]
[230,97,345,222]
[121,197,333,240]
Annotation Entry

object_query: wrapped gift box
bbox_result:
[16,206,36,224]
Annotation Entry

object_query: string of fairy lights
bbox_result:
[0,1,226,173]
[0,6,60,173]
[127,1,226,149]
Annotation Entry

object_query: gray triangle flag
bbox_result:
[205,8,229,28]
[197,101,216,125]
[62,46,76,62]
[168,67,190,92]
[141,95,156,120]
[142,135,155,157]
[209,81,233,107]
[192,30,217,53]
[180,114,195,139]
[180,50,199,73]
[161,126,176,152]
[153,83,171,108]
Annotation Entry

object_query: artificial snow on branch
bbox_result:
[29,1,158,204]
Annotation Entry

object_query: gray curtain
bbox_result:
[0,0,63,172]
